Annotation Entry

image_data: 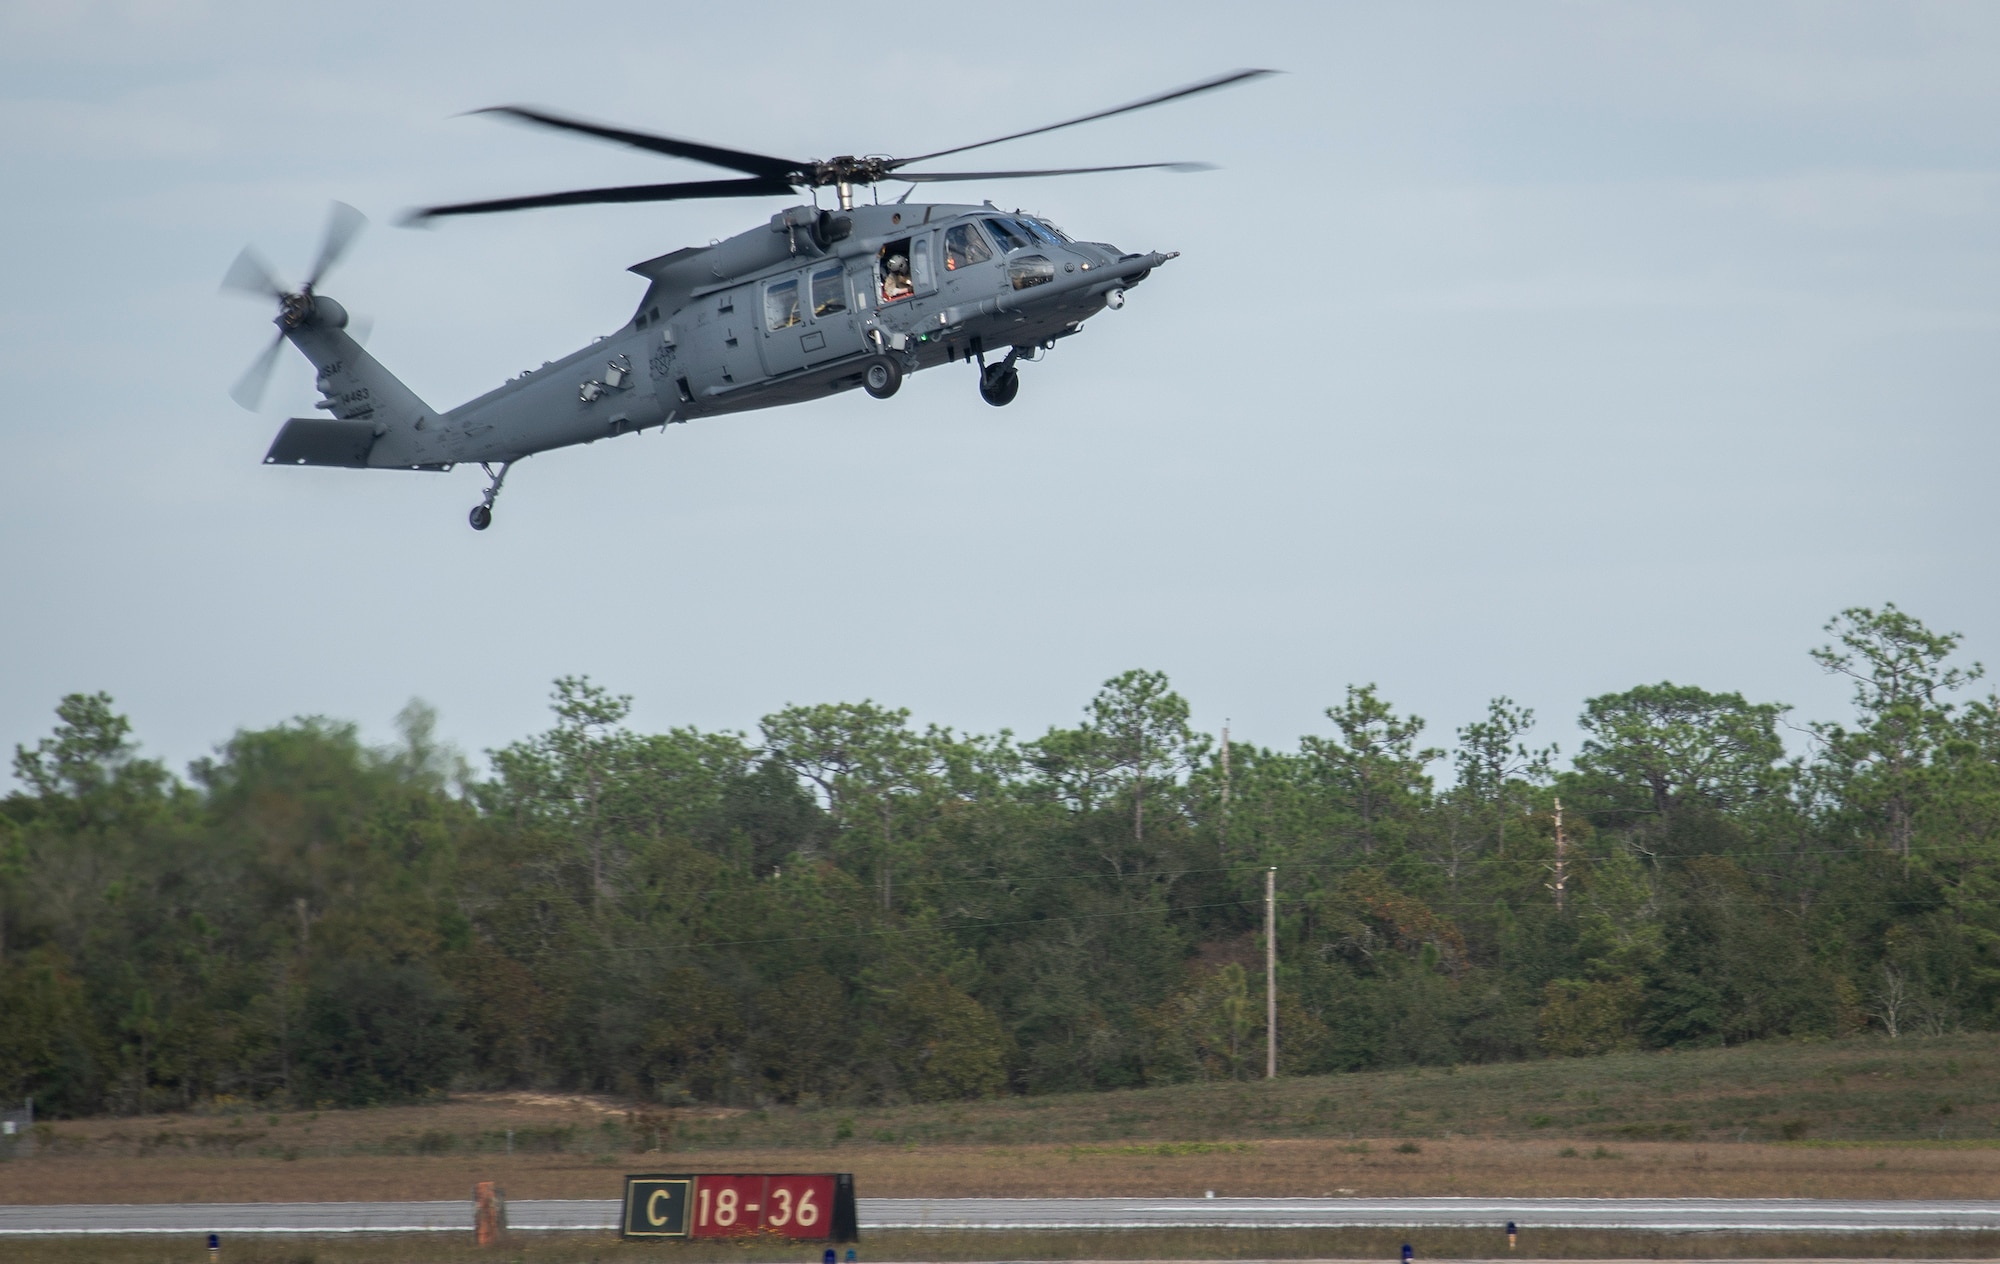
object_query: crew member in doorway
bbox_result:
[882,254,913,302]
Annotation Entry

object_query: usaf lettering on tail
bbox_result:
[221,71,1272,530]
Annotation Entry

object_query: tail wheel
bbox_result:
[469,505,493,531]
[863,357,903,399]
[979,365,1020,407]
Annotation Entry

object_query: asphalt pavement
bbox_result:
[5,1197,2000,1235]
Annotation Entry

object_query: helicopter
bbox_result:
[222,69,1272,530]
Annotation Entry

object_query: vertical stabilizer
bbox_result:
[280,313,450,469]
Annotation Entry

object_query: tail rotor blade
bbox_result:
[304,200,366,290]
[221,246,286,299]
[229,330,286,411]
[348,314,374,347]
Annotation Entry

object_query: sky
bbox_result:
[4,1,1999,780]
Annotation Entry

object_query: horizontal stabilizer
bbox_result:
[264,418,379,468]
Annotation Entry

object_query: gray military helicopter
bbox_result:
[223,70,1270,530]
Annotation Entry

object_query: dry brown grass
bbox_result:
[9,1036,2000,1205]
[5,1135,2000,1204]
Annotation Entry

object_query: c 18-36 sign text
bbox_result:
[622,1173,857,1241]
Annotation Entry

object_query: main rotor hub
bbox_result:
[802,156,895,189]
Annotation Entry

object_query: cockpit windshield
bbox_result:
[1022,218,1067,246]
[983,216,1068,252]
[982,217,1035,252]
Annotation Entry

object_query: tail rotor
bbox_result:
[220,201,368,411]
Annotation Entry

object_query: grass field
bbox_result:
[6,1135,2000,1203]
[4,1034,1998,1205]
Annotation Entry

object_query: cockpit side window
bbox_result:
[945,222,994,271]
[810,265,846,317]
[982,217,1034,252]
[764,277,801,331]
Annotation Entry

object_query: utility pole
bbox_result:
[1220,720,1232,861]
[1549,797,1568,912]
[1265,865,1277,1079]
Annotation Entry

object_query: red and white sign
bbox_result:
[690,1174,836,1239]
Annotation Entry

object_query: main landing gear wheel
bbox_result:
[979,364,1020,407]
[468,505,492,531]
[863,356,903,399]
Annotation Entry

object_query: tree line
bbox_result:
[3,603,1996,1116]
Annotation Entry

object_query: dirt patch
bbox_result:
[456,1091,629,1115]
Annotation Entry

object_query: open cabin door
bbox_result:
[875,232,936,303]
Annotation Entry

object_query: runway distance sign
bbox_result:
[621,1173,856,1241]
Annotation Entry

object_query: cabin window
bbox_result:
[911,237,932,289]
[983,217,1034,252]
[764,278,801,331]
[811,265,846,317]
[1008,253,1056,291]
[945,223,993,271]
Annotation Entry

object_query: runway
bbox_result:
[4,1197,2000,1235]
[862,1198,2000,1232]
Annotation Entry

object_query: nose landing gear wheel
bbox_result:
[863,356,903,399]
[979,364,1020,407]
[469,504,492,531]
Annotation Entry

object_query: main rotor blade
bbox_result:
[403,176,798,221]
[221,246,285,299]
[892,68,1276,168]
[230,330,286,411]
[475,106,805,181]
[896,161,1215,183]
[304,201,366,291]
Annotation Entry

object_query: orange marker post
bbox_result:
[475,1181,504,1246]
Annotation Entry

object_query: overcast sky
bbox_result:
[4,1,1998,780]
